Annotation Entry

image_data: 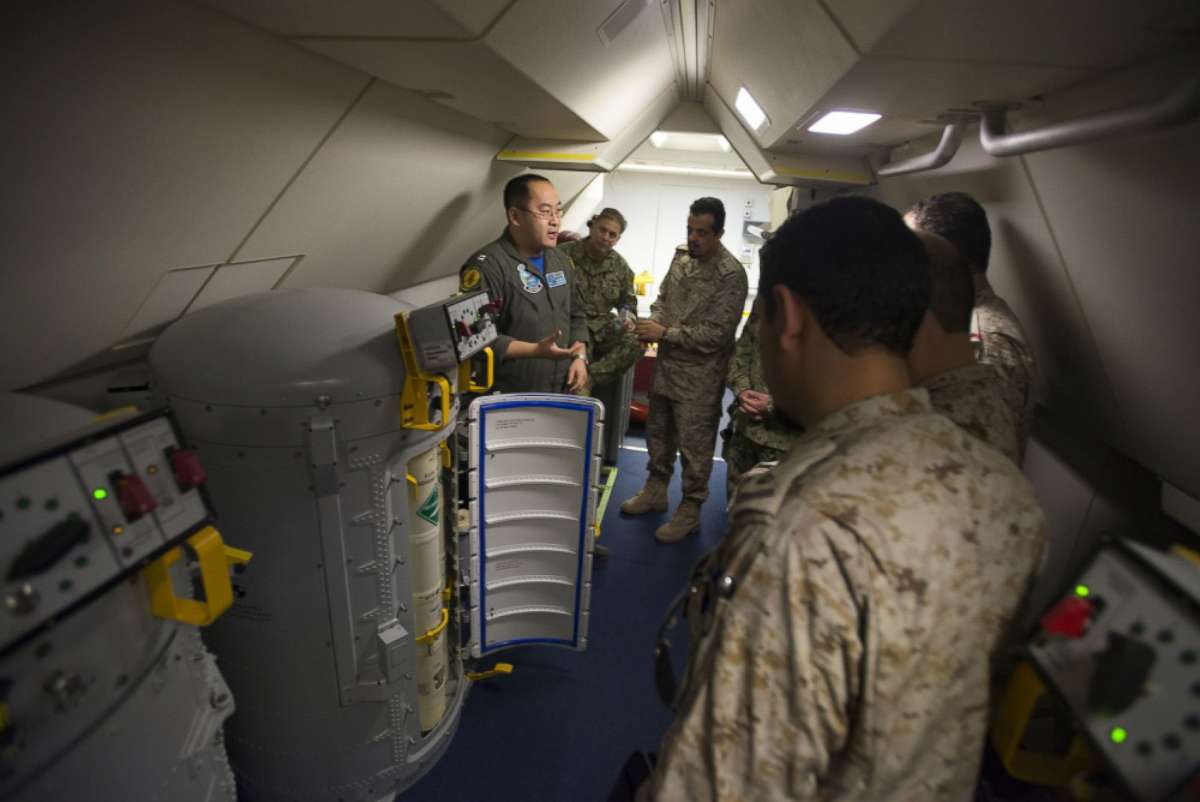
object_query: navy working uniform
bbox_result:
[459,230,589,394]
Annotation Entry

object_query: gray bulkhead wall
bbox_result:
[1,0,593,404]
[868,53,1200,616]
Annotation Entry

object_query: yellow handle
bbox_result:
[466,662,514,682]
[474,347,494,392]
[144,526,252,626]
[438,438,452,469]
[457,346,495,394]
[415,607,449,644]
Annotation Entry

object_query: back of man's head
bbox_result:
[905,192,991,273]
[761,196,930,356]
[914,230,973,333]
[689,196,725,232]
[503,173,551,210]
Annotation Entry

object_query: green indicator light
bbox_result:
[92,488,108,501]
[1075,584,1090,598]
[16,496,31,510]
[1110,727,1127,744]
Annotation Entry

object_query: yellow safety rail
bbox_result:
[394,312,452,432]
[143,526,252,626]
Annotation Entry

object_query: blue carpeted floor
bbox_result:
[400,421,732,802]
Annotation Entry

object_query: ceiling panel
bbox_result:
[432,0,515,38]
[709,0,860,149]
[485,0,677,140]
[199,0,476,38]
[298,39,604,140]
[861,0,1196,69]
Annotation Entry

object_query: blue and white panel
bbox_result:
[467,394,604,657]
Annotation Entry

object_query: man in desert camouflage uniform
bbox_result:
[556,208,643,393]
[906,192,1037,460]
[907,230,1021,463]
[622,197,748,543]
[722,294,804,498]
[641,197,1047,802]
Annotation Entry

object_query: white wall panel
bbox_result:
[599,171,770,317]
[188,257,296,312]
[117,265,217,344]
[234,76,594,293]
[0,0,367,390]
[869,132,1127,451]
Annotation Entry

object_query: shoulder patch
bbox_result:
[460,266,482,291]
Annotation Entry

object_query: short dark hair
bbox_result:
[504,173,551,210]
[914,231,973,333]
[689,197,725,233]
[590,207,627,233]
[760,196,930,356]
[906,192,991,272]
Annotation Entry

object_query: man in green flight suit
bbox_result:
[458,173,589,394]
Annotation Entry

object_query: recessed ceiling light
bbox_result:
[735,87,768,131]
[807,110,882,135]
[648,131,731,152]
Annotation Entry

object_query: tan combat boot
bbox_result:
[655,501,701,543]
[620,482,668,515]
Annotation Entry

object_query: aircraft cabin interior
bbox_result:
[2,1,1199,800]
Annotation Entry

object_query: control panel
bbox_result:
[1028,541,1200,801]
[0,409,214,648]
[406,290,499,373]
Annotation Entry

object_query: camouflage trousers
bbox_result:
[589,330,643,388]
[721,429,786,501]
[646,392,722,505]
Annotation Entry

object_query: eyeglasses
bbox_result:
[520,206,563,221]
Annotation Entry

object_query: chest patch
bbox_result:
[517,264,543,294]
[546,269,567,288]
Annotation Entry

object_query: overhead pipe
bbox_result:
[877,121,966,177]
[979,75,1200,157]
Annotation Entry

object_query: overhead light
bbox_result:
[807,110,882,135]
[648,131,731,152]
[735,87,768,131]
[616,162,755,180]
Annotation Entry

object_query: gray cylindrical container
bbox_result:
[149,288,463,802]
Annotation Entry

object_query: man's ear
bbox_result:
[506,207,521,229]
[772,284,805,352]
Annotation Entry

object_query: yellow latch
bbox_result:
[457,346,494,393]
[991,661,1094,786]
[143,526,252,626]
[415,608,449,644]
[466,663,514,682]
[438,438,452,469]
[634,270,654,297]
[394,312,453,432]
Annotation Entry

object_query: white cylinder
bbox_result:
[149,289,467,801]
[416,630,448,733]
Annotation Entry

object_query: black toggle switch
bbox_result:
[7,519,91,581]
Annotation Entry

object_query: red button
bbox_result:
[114,474,157,520]
[169,448,207,491]
[1041,595,1095,638]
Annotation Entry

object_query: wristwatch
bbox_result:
[573,351,588,364]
